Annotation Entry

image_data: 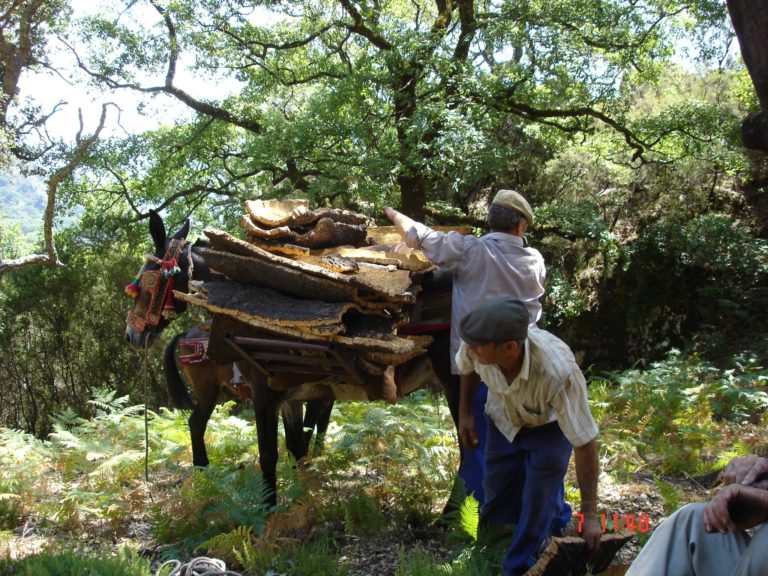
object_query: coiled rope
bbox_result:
[155,556,244,576]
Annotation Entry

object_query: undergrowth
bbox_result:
[0,548,151,575]
[591,349,768,475]
[0,351,765,573]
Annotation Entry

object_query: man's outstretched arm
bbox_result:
[574,439,602,552]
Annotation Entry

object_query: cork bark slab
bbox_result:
[244,199,309,227]
[525,532,633,576]
[242,215,368,249]
[314,245,435,273]
[203,281,355,329]
[201,247,358,303]
[366,225,472,245]
[204,228,414,301]
[245,199,367,228]
[175,291,419,355]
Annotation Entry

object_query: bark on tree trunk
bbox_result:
[727,0,768,151]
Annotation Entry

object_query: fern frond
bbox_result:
[459,494,479,541]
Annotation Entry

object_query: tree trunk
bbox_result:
[727,0,768,151]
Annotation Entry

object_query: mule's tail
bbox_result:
[165,331,195,410]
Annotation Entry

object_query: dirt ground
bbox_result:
[2,468,717,575]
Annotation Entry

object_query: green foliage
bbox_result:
[0,227,165,437]
[313,390,458,526]
[237,534,346,576]
[0,428,51,529]
[593,350,768,475]
[200,525,254,567]
[653,478,683,515]
[340,493,385,536]
[0,548,151,576]
[150,465,271,552]
[458,494,480,542]
[199,402,260,466]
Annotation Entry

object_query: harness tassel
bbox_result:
[162,276,177,320]
[124,277,141,298]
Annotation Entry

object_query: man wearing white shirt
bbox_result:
[457,296,601,576]
[384,190,545,504]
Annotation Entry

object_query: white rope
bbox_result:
[143,333,151,485]
[155,556,244,576]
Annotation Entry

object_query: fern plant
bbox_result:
[0,428,50,529]
[591,350,768,476]
[151,464,272,552]
[313,390,459,525]
[0,548,151,575]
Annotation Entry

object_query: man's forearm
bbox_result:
[459,372,481,418]
[384,207,417,239]
[574,439,599,514]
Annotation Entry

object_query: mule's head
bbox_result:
[124,209,191,348]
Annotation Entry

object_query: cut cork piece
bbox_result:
[525,532,633,576]
[203,281,356,330]
[175,290,420,355]
[244,199,309,227]
[202,248,358,303]
[205,228,415,301]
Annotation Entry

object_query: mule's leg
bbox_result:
[281,400,309,462]
[185,365,221,468]
[428,330,466,514]
[304,399,334,455]
[242,363,284,507]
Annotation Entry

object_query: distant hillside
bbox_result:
[0,174,46,240]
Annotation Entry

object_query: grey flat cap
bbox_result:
[460,296,529,346]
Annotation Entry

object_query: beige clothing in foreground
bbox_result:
[455,327,598,448]
[625,502,768,576]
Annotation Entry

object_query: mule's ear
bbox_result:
[149,209,166,254]
[172,218,190,241]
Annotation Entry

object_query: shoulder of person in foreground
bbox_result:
[527,328,584,382]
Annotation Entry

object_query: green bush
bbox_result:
[0,549,150,576]
[593,350,768,475]
[150,465,271,551]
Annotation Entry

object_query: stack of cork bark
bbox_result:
[173,199,441,398]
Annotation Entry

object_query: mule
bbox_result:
[164,328,334,468]
[124,209,463,507]
[124,210,333,481]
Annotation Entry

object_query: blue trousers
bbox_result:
[482,418,573,576]
[458,382,488,505]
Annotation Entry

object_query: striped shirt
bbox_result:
[405,223,546,374]
[455,328,599,448]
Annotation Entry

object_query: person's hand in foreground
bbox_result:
[703,483,768,533]
[722,455,768,489]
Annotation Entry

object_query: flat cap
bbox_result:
[492,189,534,225]
[460,296,529,346]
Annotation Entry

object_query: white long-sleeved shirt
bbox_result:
[455,328,599,448]
[405,222,546,374]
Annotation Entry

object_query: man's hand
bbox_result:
[580,514,602,552]
[458,411,479,450]
[383,207,415,239]
[722,455,768,489]
[703,483,768,533]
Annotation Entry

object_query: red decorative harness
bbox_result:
[125,238,186,333]
[178,337,210,365]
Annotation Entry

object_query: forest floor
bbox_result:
[2,466,717,576]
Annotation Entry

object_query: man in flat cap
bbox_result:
[384,190,545,504]
[457,296,601,576]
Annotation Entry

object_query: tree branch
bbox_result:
[1,103,112,278]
